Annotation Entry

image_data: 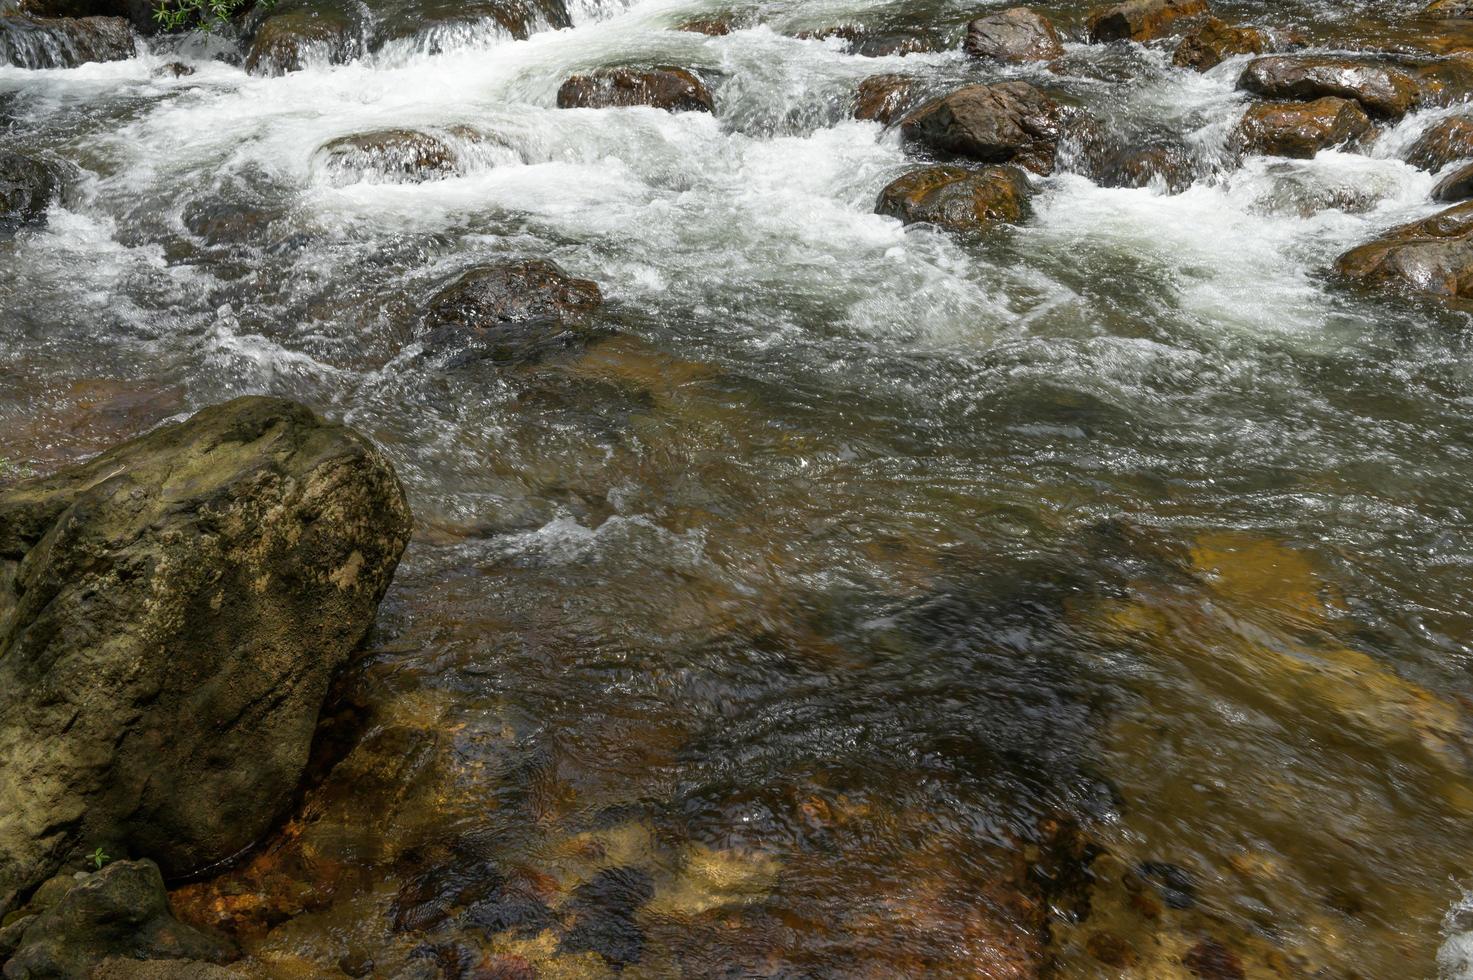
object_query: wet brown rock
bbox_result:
[1233,97,1372,158]
[1412,54,1473,106]
[1426,0,1473,17]
[244,5,357,75]
[1182,938,1245,979]
[1335,200,1473,298]
[316,129,458,184]
[1238,55,1420,118]
[853,74,922,125]
[899,81,1066,175]
[557,67,713,113]
[1433,160,1473,200]
[0,398,412,911]
[964,7,1062,63]
[421,258,604,362]
[0,14,135,69]
[674,16,730,35]
[1405,114,1473,170]
[1086,0,1209,43]
[1094,143,1196,192]
[1171,16,1268,71]
[0,151,60,229]
[875,164,1031,234]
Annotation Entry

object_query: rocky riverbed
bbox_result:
[2,0,1473,976]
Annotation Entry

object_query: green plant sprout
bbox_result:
[90,846,109,870]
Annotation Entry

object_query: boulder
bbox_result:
[0,397,412,911]
[1171,16,1268,71]
[964,7,1062,63]
[1238,55,1420,118]
[853,74,921,125]
[1,860,234,978]
[1086,0,1209,43]
[556,67,713,113]
[1093,143,1196,191]
[421,258,604,361]
[243,2,358,75]
[0,14,135,69]
[1405,114,1473,170]
[315,129,458,185]
[1233,97,1372,158]
[899,82,1066,175]
[1412,54,1473,106]
[1335,201,1473,299]
[1433,160,1473,200]
[0,152,59,229]
[875,164,1031,234]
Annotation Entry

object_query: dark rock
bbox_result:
[1086,0,1209,43]
[0,14,135,69]
[853,74,921,125]
[16,0,153,33]
[1238,55,1420,118]
[158,61,193,76]
[1433,160,1473,200]
[964,7,1062,63]
[1335,200,1473,298]
[0,398,412,909]
[315,129,458,185]
[674,16,729,35]
[181,200,278,246]
[1181,938,1245,980]
[1233,97,1372,158]
[2,860,234,978]
[558,866,654,969]
[420,258,603,363]
[1094,143,1196,191]
[1171,16,1268,71]
[875,164,1031,234]
[795,24,939,56]
[900,81,1066,175]
[1405,114,1473,170]
[243,2,357,75]
[0,152,59,230]
[1137,860,1197,909]
[557,67,713,113]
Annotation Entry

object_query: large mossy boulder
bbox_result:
[1,860,234,978]
[899,81,1067,175]
[0,397,412,913]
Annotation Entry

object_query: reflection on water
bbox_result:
[3,0,1472,974]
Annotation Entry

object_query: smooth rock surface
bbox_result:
[1234,97,1372,158]
[1086,0,1209,43]
[1335,200,1473,299]
[556,67,713,112]
[964,7,1062,63]
[1171,16,1269,71]
[900,82,1065,175]
[875,164,1032,234]
[1238,55,1420,118]
[1405,114,1473,170]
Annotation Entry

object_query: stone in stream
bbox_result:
[1,860,235,977]
[0,397,412,915]
[14,0,153,32]
[1238,55,1420,118]
[674,15,731,35]
[899,82,1067,175]
[964,7,1063,63]
[420,258,604,363]
[315,129,459,185]
[0,151,60,229]
[243,1,358,75]
[1335,200,1473,299]
[1093,142,1197,191]
[1233,97,1372,159]
[1427,0,1473,16]
[875,164,1032,234]
[556,67,714,113]
[853,74,923,126]
[0,14,135,69]
[1405,114,1473,171]
[1085,0,1210,44]
[1433,160,1473,200]
[1410,54,1473,107]
[1170,16,1272,71]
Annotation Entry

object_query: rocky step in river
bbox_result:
[2,0,1473,976]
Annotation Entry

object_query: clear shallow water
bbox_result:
[2,0,1473,976]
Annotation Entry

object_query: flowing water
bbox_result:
[3,0,1473,975]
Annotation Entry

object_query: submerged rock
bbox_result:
[900,82,1066,175]
[875,164,1031,234]
[1405,114,1473,171]
[556,67,714,113]
[853,74,922,125]
[0,14,135,69]
[1093,142,1197,191]
[1086,0,1209,43]
[1238,55,1420,118]
[0,152,60,229]
[0,397,412,911]
[964,7,1062,63]
[674,16,731,35]
[1233,97,1372,158]
[315,129,458,185]
[2,860,234,978]
[421,258,604,362]
[1170,16,1270,71]
[1335,200,1473,299]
